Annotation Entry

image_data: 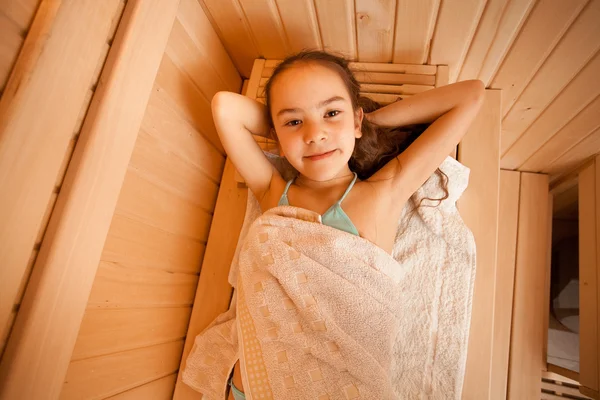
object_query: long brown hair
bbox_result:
[264,50,448,205]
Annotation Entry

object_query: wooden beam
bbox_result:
[458,89,501,399]
[508,172,550,399]
[0,0,118,350]
[0,1,179,398]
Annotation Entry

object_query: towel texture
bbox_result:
[182,156,476,399]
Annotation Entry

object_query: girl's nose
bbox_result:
[303,122,327,144]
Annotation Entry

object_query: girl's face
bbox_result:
[269,63,363,181]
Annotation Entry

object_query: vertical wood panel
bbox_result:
[490,170,520,400]
[0,1,180,398]
[276,0,322,52]
[199,0,259,77]
[0,0,119,360]
[500,0,600,156]
[458,0,534,85]
[505,53,600,171]
[393,0,438,64]
[428,0,486,83]
[579,160,599,392]
[507,172,550,399]
[355,0,396,62]
[314,0,357,59]
[458,90,501,399]
[238,0,288,58]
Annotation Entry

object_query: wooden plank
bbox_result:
[262,59,437,75]
[428,0,486,83]
[393,0,438,64]
[490,170,520,400]
[313,0,356,59]
[548,363,583,384]
[458,0,534,85]
[115,168,214,243]
[500,0,600,155]
[542,381,593,398]
[102,214,205,275]
[0,12,25,92]
[176,0,241,92]
[173,160,248,399]
[143,89,225,182]
[275,0,322,52]
[355,0,395,62]
[0,0,117,366]
[542,369,582,386]
[458,90,501,399]
[490,0,586,117]
[199,0,259,77]
[543,191,554,371]
[247,59,266,100]
[579,160,599,392]
[502,52,600,170]
[542,124,600,179]
[0,0,41,34]
[353,71,435,86]
[14,249,39,307]
[71,307,191,361]
[106,374,177,400]
[0,1,179,398]
[238,0,288,58]
[61,340,183,399]
[88,261,198,309]
[507,173,550,399]
[154,53,224,154]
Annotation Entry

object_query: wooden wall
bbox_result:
[59,0,241,398]
[0,0,125,358]
[199,0,600,184]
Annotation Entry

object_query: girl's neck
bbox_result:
[295,165,355,192]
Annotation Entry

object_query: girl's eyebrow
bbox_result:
[276,96,346,117]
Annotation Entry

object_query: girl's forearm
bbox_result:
[365,79,485,127]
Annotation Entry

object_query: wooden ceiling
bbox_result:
[199,0,600,184]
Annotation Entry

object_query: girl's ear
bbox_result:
[354,107,364,139]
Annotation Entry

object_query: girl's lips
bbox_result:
[305,149,336,161]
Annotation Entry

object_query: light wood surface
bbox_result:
[458,90,501,399]
[579,158,599,393]
[107,374,178,400]
[314,0,356,59]
[0,0,120,358]
[276,0,321,53]
[355,0,395,62]
[490,170,520,400]
[507,172,550,399]
[0,1,179,398]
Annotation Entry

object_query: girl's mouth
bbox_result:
[305,149,336,161]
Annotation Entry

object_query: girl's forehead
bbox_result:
[270,63,351,109]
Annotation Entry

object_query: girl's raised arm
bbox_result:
[367,80,485,202]
[212,91,278,199]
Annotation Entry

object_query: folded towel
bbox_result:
[182,156,476,399]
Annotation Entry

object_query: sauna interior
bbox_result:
[1,0,599,399]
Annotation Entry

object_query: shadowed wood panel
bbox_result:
[71,307,191,361]
[314,0,356,59]
[276,0,322,52]
[355,0,396,62]
[505,52,600,170]
[458,0,534,85]
[88,262,199,309]
[176,0,241,92]
[238,0,288,57]
[393,0,438,64]
[458,90,501,399]
[154,53,224,154]
[490,170,520,400]
[101,214,205,275]
[106,374,177,400]
[0,12,25,92]
[61,341,183,400]
[428,0,486,82]
[500,0,600,156]
[578,159,599,393]
[0,0,40,33]
[507,173,550,399]
[199,0,258,77]
[490,0,587,118]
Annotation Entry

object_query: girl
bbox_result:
[212,51,485,400]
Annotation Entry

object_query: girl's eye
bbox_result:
[285,119,302,127]
[326,110,341,118]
